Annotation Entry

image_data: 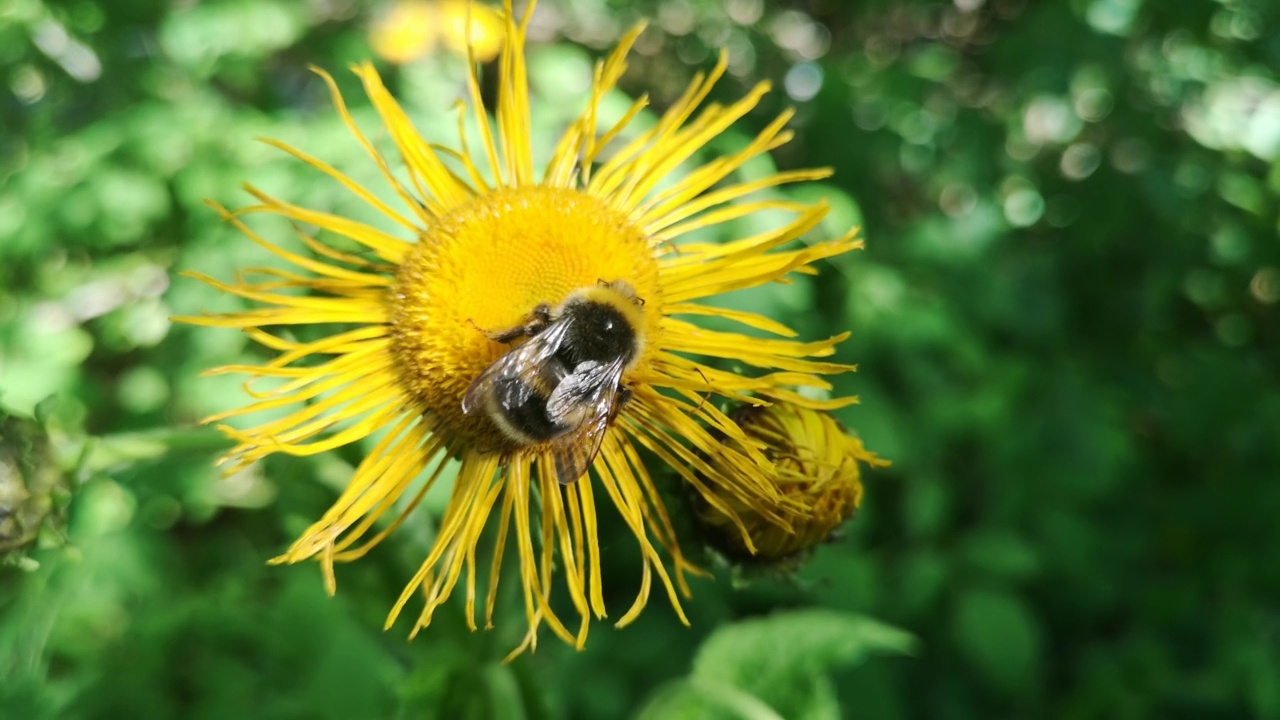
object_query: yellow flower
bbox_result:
[370,0,505,65]
[695,403,889,564]
[176,0,862,654]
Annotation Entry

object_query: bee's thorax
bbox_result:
[555,300,638,366]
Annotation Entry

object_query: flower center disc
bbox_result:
[389,185,661,447]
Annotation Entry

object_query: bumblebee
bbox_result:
[462,280,645,484]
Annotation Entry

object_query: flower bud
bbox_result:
[697,403,888,564]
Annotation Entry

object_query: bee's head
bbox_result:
[559,279,647,367]
[594,278,644,308]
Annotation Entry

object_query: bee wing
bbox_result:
[461,320,572,415]
[546,358,627,485]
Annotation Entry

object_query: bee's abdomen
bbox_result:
[489,375,571,444]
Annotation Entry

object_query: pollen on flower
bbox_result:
[389,185,662,448]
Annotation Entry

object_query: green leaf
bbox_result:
[952,587,1044,696]
[635,679,789,720]
[959,529,1041,580]
[687,609,916,719]
[482,662,530,720]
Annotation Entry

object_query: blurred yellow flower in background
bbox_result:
[696,403,888,564]
[369,0,505,64]
[178,0,864,654]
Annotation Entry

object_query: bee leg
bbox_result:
[527,303,554,331]
[473,303,554,344]
[606,384,633,425]
[485,325,529,344]
[646,235,681,257]
[692,366,712,413]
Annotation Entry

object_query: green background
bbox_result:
[3,0,1279,717]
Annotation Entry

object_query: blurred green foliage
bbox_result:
[3,0,1280,717]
